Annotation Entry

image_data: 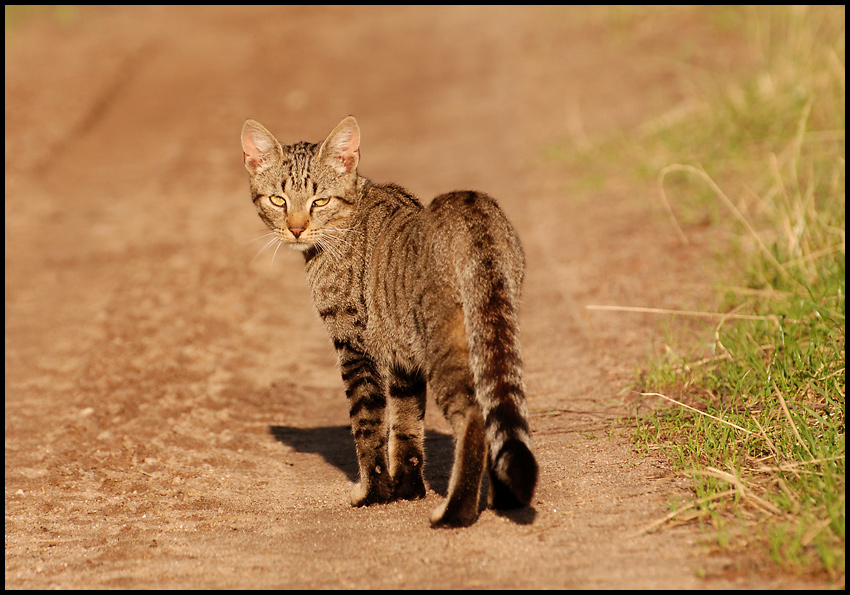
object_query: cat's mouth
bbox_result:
[289,233,324,253]
[288,239,313,252]
[272,227,315,252]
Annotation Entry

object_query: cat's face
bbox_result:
[241,117,361,254]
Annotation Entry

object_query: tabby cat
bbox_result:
[241,116,537,526]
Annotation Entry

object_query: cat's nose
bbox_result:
[289,227,305,238]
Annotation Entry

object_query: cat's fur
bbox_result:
[241,116,537,526]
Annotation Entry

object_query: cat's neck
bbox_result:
[302,245,321,264]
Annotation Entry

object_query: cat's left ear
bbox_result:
[318,116,360,175]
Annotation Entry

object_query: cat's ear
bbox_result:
[318,116,360,175]
[241,120,283,175]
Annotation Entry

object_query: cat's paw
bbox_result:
[349,475,393,507]
[392,465,426,501]
[429,497,479,528]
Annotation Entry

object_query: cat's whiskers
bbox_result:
[315,234,344,260]
[334,225,361,238]
[323,225,361,256]
[245,230,278,245]
[321,237,348,260]
[252,235,281,265]
[270,236,286,265]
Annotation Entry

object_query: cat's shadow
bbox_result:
[268,424,537,525]
[268,425,455,496]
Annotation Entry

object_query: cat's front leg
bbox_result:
[337,340,393,506]
[387,366,427,500]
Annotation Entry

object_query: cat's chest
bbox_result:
[304,252,367,342]
[306,254,361,311]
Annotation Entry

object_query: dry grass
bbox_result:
[579,5,844,581]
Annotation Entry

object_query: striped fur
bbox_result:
[241,116,537,526]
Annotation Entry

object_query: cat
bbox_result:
[241,116,538,527]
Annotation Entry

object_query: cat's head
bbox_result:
[241,116,361,253]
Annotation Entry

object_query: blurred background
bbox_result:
[5,6,844,587]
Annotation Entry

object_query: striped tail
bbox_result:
[456,193,538,509]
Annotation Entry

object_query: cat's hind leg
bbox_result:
[425,307,486,527]
[428,401,485,527]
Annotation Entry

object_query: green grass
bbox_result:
[548,5,845,581]
[625,6,845,580]
[5,5,76,34]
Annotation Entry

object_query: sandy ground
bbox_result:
[5,6,827,588]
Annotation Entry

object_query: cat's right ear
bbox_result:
[241,120,283,175]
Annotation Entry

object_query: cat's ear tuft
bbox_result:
[242,120,282,174]
[318,116,360,175]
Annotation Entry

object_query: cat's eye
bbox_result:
[312,197,331,208]
[269,195,286,208]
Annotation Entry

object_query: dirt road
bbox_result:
[4,6,821,588]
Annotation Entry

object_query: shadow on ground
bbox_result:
[269,425,538,525]
[269,425,455,496]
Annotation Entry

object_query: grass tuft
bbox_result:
[628,5,844,580]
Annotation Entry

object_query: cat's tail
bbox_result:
[450,191,538,510]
